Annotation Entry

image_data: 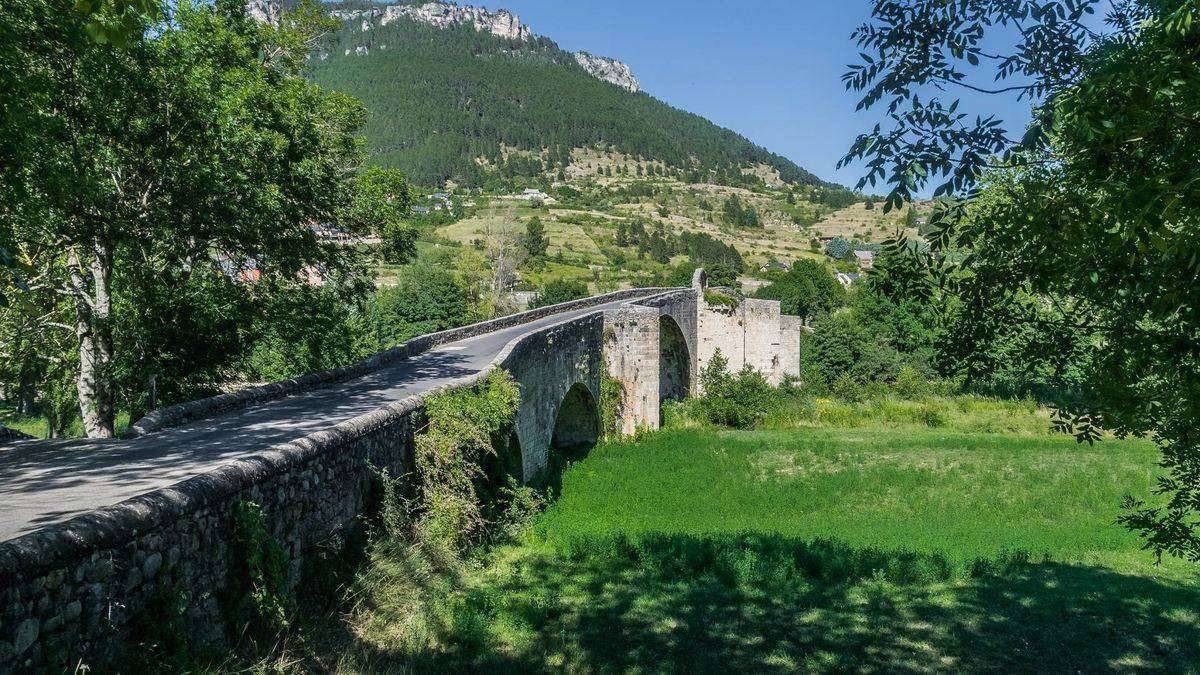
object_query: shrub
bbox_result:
[893,365,930,400]
[531,279,589,308]
[915,403,948,428]
[698,350,780,429]
[704,290,741,310]
[413,370,521,551]
[830,373,865,403]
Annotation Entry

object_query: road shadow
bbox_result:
[327,534,1200,672]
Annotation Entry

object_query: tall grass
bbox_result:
[536,426,1172,577]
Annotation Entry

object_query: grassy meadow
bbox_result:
[308,396,1199,673]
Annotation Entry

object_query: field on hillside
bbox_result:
[428,172,910,293]
[323,399,1199,673]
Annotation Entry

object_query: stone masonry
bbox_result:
[602,273,802,433]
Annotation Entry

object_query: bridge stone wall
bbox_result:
[602,290,699,435]
[0,292,668,672]
[499,313,605,483]
[0,394,424,671]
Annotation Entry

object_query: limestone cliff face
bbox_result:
[331,2,532,41]
[245,0,281,25]
[574,52,640,93]
[322,2,640,92]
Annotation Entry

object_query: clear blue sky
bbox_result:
[477,0,1037,192]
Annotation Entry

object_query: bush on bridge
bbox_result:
[412,369,522,551]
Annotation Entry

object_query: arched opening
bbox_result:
[551,383,600,456]
[479,428,523,492]
[660,315,691,405]
[546,383,600,490]
[479,427,524,517]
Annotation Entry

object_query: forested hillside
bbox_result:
[309,7,822,188]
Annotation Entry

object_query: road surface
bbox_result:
[0,299,633,542]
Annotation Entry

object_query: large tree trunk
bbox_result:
[68,241,115,438]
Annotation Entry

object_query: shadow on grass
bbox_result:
[309,534,1200,673]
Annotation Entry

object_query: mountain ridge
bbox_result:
[306,1,830,189]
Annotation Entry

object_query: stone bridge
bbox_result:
[0,272,802,670]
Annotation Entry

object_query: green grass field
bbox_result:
[324,399,1199,673]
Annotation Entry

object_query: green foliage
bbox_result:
[753,259,845,321]
[348,167,417,264]
[228,501,293,647]
[1,0,374,437]
[823,236,852,261]
[695,350,780,429]
[721,195,762,228]
[703,290,741,310]
[522,216,549,259]
[531,278,589,309]
[705,263,738,288]
[600,368,625,441]
[413,369,521,551]
[843,0,1200,561]
[242,281,370,383]
[679,232,744,272]
[310,16,823,188]
[368,263,471,346]
[73,0,159,46]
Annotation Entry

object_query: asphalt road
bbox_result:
[0,299,633,542]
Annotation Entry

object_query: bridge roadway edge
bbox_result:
[130,287,676,437]
[0,288,683,670]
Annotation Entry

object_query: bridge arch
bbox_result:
[550,382,600,456]
[659,314,691,404]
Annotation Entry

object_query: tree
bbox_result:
[522,217,549,259]
[348,167,416,265]
[754,259,845,321]
[842,0,1200,562]
[706,263,738,288]
[531,279,589,309]
[722,195,762,228]
[823,236,852,261]
[369,263,470,346]
[2,0,369,437]
[614,221,629,247]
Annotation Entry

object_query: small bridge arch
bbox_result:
[551,382,601,453]
[659,314,691,404]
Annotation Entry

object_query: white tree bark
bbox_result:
[67,241,115,438]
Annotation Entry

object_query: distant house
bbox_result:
[836,272,863,287]
[759,261,790,273]
[216,254,261,284]
[853,250,876,270]
[412,205,431,215]
[310,222,354,243]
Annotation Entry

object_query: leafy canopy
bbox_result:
[842,0,1200,562]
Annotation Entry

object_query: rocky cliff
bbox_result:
[324,2,639,92]
[330,2,532,41]
[574,52,640,93]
